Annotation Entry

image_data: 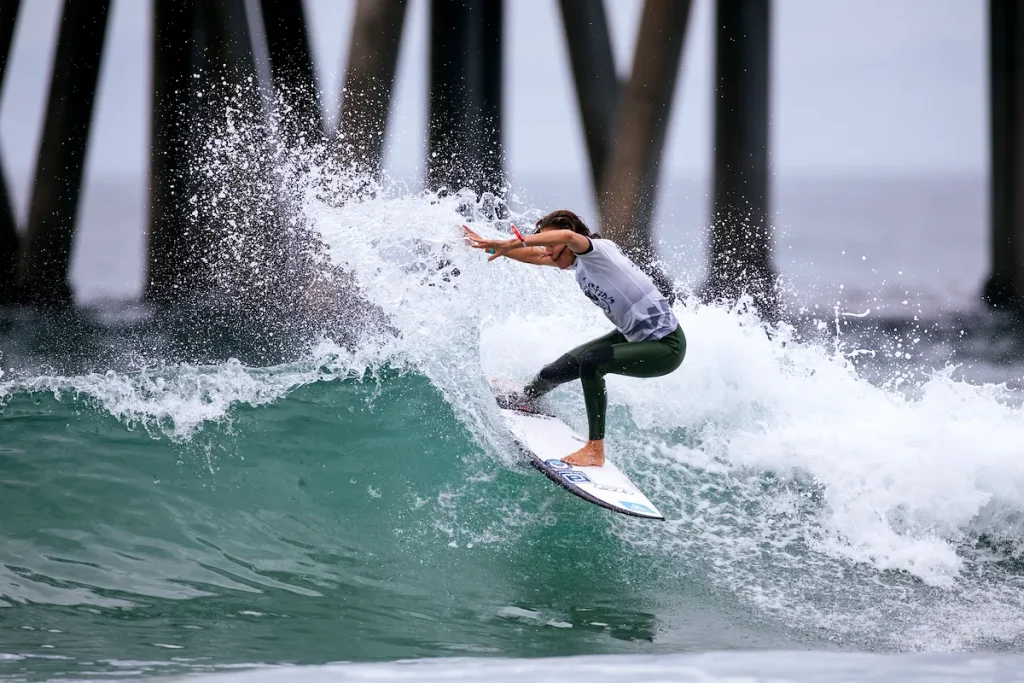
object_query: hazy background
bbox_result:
[0,0,987,305]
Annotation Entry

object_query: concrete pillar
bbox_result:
[259,0,323,143]
[558,0,619,195]
[148,0,261,306]
[599,0,691,269]
[147,0,201,305]
[986,0,1024,309]
[0,169,14,305]
[0,0,17,89]
[0,0,20,303]
[703,0,775,316]
[338,0,407,178]
[15,0,110,308]
[201,0,259,89]
[427,0,503,196]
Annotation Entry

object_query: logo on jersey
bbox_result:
[579,277,615,314]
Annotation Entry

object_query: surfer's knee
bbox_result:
[578,347,613,380]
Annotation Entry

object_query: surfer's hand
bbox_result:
[462,225,502,259]
[464,231,516,262]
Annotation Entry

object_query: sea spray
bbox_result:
[2,97,1024,662]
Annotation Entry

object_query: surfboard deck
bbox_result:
[498,407,664,520]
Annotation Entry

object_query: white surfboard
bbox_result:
[499,407,664,520]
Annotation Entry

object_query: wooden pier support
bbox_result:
[260,0,322,143]
[427,0,503,196]
[338,0,408,178]
[15,0,110,308]
[0,167,14,305]
[703,0,775,315]
[148,0,262,306]
[201,0,259,93]
[986,0,1024,309]
[558,0,619,195]
[598,0,691,262]
[147,0,200,305]
[0,0,20,304]
[558,0,688,300]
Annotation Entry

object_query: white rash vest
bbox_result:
[570,238,679,342]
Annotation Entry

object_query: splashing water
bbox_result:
[2,97,1024,681]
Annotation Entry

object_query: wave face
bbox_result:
[3,119,1024,680]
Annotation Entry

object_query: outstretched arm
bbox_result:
[462,225,552,265]
[462,225,589,265]
[464,225,557,266]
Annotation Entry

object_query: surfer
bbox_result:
[463,210,685,467]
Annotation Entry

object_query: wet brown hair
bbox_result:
[534,210,599,238]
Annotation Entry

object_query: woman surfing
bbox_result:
[463,210,685,467]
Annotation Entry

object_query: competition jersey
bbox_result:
[570,238,679,342]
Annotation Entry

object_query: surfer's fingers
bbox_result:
[461,227,489,250]
[471,238,500,252]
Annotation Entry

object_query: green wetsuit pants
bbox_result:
[523,325,686,440]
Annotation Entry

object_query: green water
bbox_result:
[3,164,1024,678]
[1,369,802,679]
[2,85,1023,680]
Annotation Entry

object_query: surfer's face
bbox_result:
[540,229,576,269]
[545,244,573,269]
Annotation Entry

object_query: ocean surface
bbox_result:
[2,133,1024,682]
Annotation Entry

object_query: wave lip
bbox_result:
[0,340,377,440]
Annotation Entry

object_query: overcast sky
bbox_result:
[0,0,986,186]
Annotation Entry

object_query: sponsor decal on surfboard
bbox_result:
[618,501,655,514]
[498,407,663,520]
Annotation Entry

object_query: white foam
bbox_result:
[0,340,379,440]
[295,175,1024,646]
[5,133,1024,650]
[267,160,1024,614]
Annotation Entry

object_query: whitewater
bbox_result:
[1,114,1024,681]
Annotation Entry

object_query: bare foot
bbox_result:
[561,440,605,467]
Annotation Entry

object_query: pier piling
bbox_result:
[201,0,259,90]
[259,0,322,144]
[0,0,20,303]
[703,0,775,316]
[558,0,620,195]
[15,0,110,307]
[598,0,691,263]
[147,0,201,305]
[338,0,408,178]
[0,169,14,305]
[986,0,1024,309]
[427,0,503,197]
[2,0,1008,319]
